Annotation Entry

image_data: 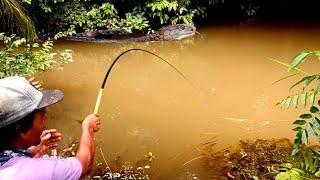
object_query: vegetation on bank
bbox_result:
[201,52,320,180]
[274,51,320,179]
[203,139,292,179]
[0,33,72,79]
[1,0,319,78]
[53,142,154,180]
[3,0,320,180]
[1,0,225,39]
[0,0,223,78]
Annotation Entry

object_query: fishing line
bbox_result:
[93,48,196,115]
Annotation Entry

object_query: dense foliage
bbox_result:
[0,33,73,79]
[0,0,36,40]
[273,51,320,179]
[21,0,224,37]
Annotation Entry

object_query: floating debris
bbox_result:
[202,139,292,179]
[224,117,248,122]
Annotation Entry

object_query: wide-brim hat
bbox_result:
[0,76,63,128]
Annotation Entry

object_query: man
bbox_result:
[0,76,101,179]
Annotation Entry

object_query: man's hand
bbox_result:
[29,129,62,158]
[82,114,101,134]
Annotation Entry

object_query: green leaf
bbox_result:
[270,58,308,74]
[280,99,286,106]
[291,77,308,90]
[316,79,320,92]
[301,92,307,107]
[310,106,319,113]
[314,50,320,57]
[304,154,310,171]
[292,127,303,131]
[302,129,308,145]
[296,129,303,139]
[276,99,285,106]
[289,169,301,178]
[300,114,312,119]
[293,94,299,108]
[310,90,317,105]
[292,146,300,156]
[291,168,305,174]
[289,51,311,72]
[315,170,320,177]
[275,172,290,180]
[286,96,292,108]
[315,117,320,126]
[304,75,317,89]
[312,158,319,173]
[22,0,32,5]
[273,72,300,85]
[293,120,306,125]
[307,123,319,141]
[280,163,293,169]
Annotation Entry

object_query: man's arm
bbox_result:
[76,114,101,176]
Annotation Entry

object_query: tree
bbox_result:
[0,0,36,41]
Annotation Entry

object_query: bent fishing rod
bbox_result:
[93,48,196,115]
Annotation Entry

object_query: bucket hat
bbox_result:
[0,76,63,128]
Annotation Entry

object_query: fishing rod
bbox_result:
[93,48,196,115]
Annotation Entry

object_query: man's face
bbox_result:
[22,108,46,146]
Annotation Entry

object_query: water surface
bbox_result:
[42,22,320,179]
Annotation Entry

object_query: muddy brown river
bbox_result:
[41,21,320,179]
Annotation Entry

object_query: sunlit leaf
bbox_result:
[316,79,320,93]
[301,92,307,107]
[307,123,319,141]
[304,75,317,89]
[292,168,305,174]
[315,117,320,127]
[293,94,299,108]
[289,51,311,72]
[276,99,284,106]
[270,58,309,74]
[315,170,320,177]
[275,172,290,179]
[310,90,317,105]
[280,99,286,106]
[302,129,308,145]
[286,96,292,108]
[280,163,293,169]
[291,144,300,156]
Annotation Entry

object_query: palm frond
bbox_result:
[0,0,37,41]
